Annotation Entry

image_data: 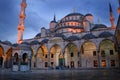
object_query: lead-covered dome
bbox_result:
[55,12,85,33]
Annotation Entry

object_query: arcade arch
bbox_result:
[36,45,48,69]
[81,41,97,68]
[99,39,115,67]
[64,43,79,68]
[50,44,62,68]
[5,48,12,68]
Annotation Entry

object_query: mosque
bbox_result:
[0,0,120,71]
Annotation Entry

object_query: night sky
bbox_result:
[0,0,119,43]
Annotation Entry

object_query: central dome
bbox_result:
[54,12,85,33]
[65,12,84,17]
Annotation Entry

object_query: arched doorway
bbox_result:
[36,45,48,69]
[50,44,62,68]
[100,40,115,67]
[81,41,97,68]
[22,53,28,65]
[5,48,12,68]
[0,45,4,68]
[64,43,79,69]
[13,53,19,65]
[12,53,19,71]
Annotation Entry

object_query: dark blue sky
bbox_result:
[0,0,119,43]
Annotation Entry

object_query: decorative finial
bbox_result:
[53,14,56,22]
[73,7,77,13]
[98,17,100,24]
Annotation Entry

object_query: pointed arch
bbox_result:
[99,39,115,57]
[64,42,79,68]
[13,53,19,65]
[50,44,62,68]
[5,48,12,68]
[81,40,97,54]
[36,45,48,69]
[80,40,97,68]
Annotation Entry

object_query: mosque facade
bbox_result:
[0,0,120,71]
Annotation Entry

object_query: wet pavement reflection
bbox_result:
[0,69,120,80]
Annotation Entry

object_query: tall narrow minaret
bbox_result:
[118,0,120,14]
[17,0,27,44]
[109,3,115,29]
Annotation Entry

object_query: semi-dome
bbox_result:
[91,24,107,31]
[99,32,113,38]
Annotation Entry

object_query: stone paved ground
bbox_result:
[0,69,120,80]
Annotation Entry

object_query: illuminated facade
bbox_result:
[0,1,119,71]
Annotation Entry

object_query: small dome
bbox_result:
[54,33,66,39]
[85,13,93,17]
[41,39,49,44]
[82,33,96,39]
[2,41,12,46]
[65,36,79,41]
[99,32,113,38]
[21,42,30,45]
[12,43,19,47]
[35,33,41,38]
[41,27,45,29]
[91,24,107,31]
[30,40,39,45]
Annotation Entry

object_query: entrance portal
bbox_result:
[70,61,74,68]
[59,58,64,66]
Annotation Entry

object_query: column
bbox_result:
[48,52,50,69]
[97,50,100,68]
[18,56,21,71]
[2,55,5,69]
[62,50,65,67]
[28,58,30,71]
[78,51,82,68]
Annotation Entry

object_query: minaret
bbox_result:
[17,0,27,44]
[118,0,120,14]
[109,3,115,29]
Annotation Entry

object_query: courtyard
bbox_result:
[0,69,120,80]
